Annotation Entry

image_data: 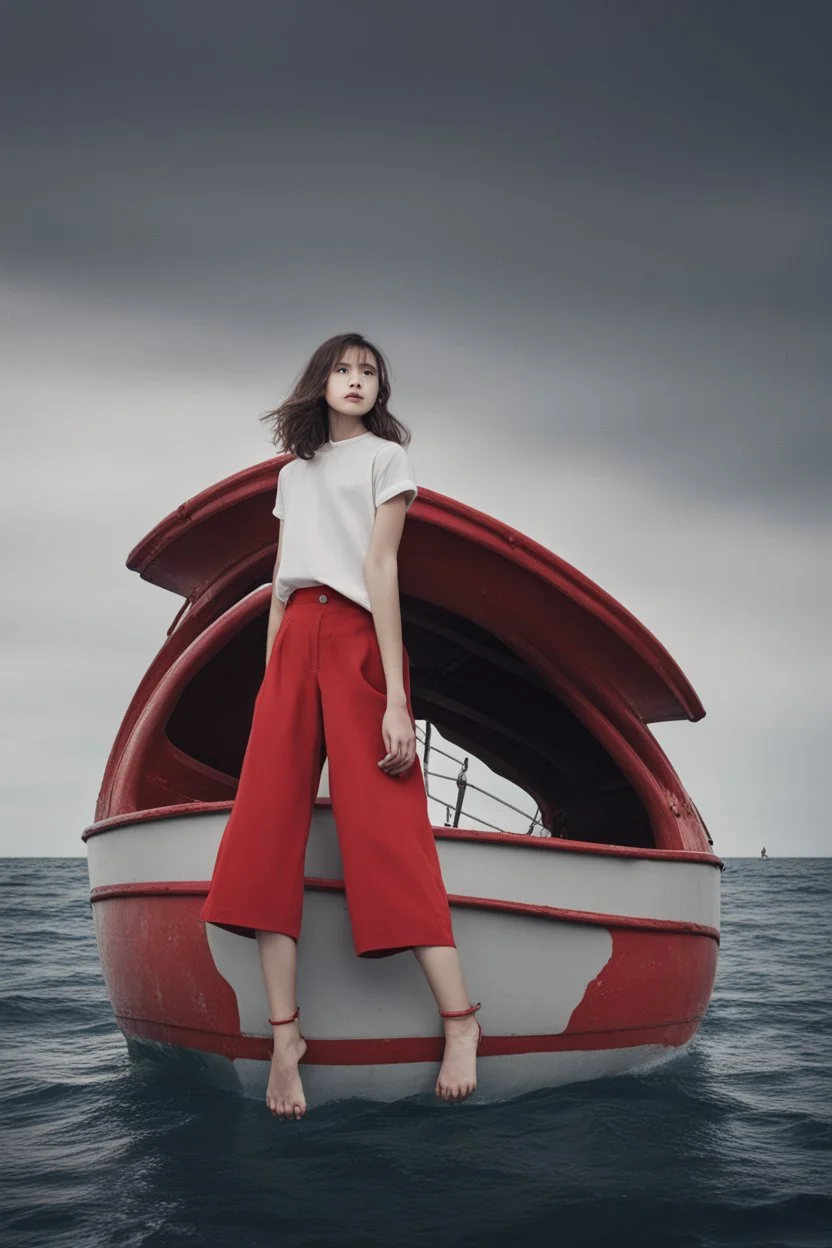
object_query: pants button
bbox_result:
[319,593,328,603]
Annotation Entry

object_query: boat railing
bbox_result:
[415,721,551,837]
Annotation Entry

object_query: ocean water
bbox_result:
[1,858,830,1248]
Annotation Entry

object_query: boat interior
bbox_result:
[164,589,656,849]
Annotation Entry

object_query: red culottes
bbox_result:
[200,584,457,959]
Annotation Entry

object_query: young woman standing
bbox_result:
[200,333,483,1119]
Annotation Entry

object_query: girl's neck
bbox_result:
[327,417,368,444]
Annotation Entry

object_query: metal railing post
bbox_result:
[415,720,550,837]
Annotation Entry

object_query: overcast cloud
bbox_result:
[1,1,829,856]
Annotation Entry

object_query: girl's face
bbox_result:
[324,346,380,419]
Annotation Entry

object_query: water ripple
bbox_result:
[1,858,830,1248]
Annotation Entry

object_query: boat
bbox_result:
[82,455,722,1104]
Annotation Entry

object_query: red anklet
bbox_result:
[439,1001,481,1019]
[268,1006,300,1026]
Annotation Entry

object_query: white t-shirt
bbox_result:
[272,430,418,612]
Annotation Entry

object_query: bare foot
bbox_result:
[266,1029,308,1120]
[436,1015,480,1102]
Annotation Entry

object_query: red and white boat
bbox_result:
[83,456,722,1104]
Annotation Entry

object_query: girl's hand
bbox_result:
[378,703,417,776]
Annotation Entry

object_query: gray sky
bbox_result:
[1,1,829,856]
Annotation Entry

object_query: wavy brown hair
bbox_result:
[260,332,412,460]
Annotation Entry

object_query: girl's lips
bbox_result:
[346,395,362,401]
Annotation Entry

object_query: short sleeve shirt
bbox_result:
[272,430,418,611]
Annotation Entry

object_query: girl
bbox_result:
[200,333,483,1120]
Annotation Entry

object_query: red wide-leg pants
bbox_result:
[199,584,457,958]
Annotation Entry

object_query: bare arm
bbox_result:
[363,494,409,706]
[265,522,287,668]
